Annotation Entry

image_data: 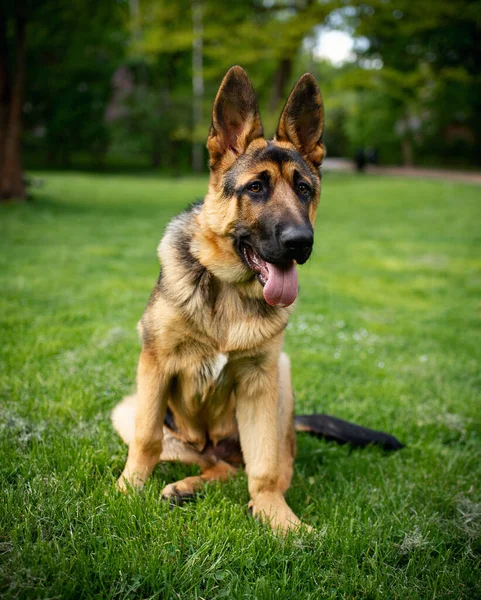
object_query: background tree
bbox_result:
[346,0,481,165]
[0,0,27,200]
[1,0,480,183]
[25,0,128,168]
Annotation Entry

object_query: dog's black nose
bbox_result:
[279,225,313,264]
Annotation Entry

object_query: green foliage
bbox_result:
[19,0,481,169]
[24,0,129,167]
[345,0,481,165]
[1,172,481,598]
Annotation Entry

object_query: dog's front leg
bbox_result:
[235,352,302,534]
[117,349,169,491]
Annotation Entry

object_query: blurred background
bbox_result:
[1,0,480,199]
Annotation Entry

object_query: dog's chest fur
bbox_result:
[139,204,291,448]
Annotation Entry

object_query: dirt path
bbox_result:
[367,165,481,185]
[322,158,481,185]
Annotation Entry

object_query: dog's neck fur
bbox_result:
[158,199,286,303]
[191,199,251,286]
[152,202,290,356]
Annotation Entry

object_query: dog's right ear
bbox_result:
[207,66,263,168]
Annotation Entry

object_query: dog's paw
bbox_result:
[116,475,131,494]
[161,482,196,506]
[248,494,312,535]
[116,470,145,494]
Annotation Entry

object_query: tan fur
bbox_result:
[113,67,324,533]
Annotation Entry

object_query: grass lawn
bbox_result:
[1,171,480,599]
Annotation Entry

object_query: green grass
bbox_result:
[1,172,480,599]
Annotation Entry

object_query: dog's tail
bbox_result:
[294,414,404,450]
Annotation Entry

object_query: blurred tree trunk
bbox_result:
[0,2,27,201]
[0,3,11,177]
[401,138,414,167]
[268,0,315,112]
[401,112,414,166]
[191,0,204,172]
[269,57,293,112]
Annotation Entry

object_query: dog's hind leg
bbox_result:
[113,393,235,501]
[161,460,237,503]
[112,394,215,468]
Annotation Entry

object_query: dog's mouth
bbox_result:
[241,243,298,308]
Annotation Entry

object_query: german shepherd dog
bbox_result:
[112,67,402,533]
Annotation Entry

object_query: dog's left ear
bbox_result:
[207,66,263,167]
[276,73,325,168]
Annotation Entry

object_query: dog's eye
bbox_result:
[248,181,262,193]
[298,182,310,195]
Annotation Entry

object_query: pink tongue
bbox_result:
[263,261,298,307]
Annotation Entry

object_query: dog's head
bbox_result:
[200,66,324,308]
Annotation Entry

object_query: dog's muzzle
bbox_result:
[238,222,314,308]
